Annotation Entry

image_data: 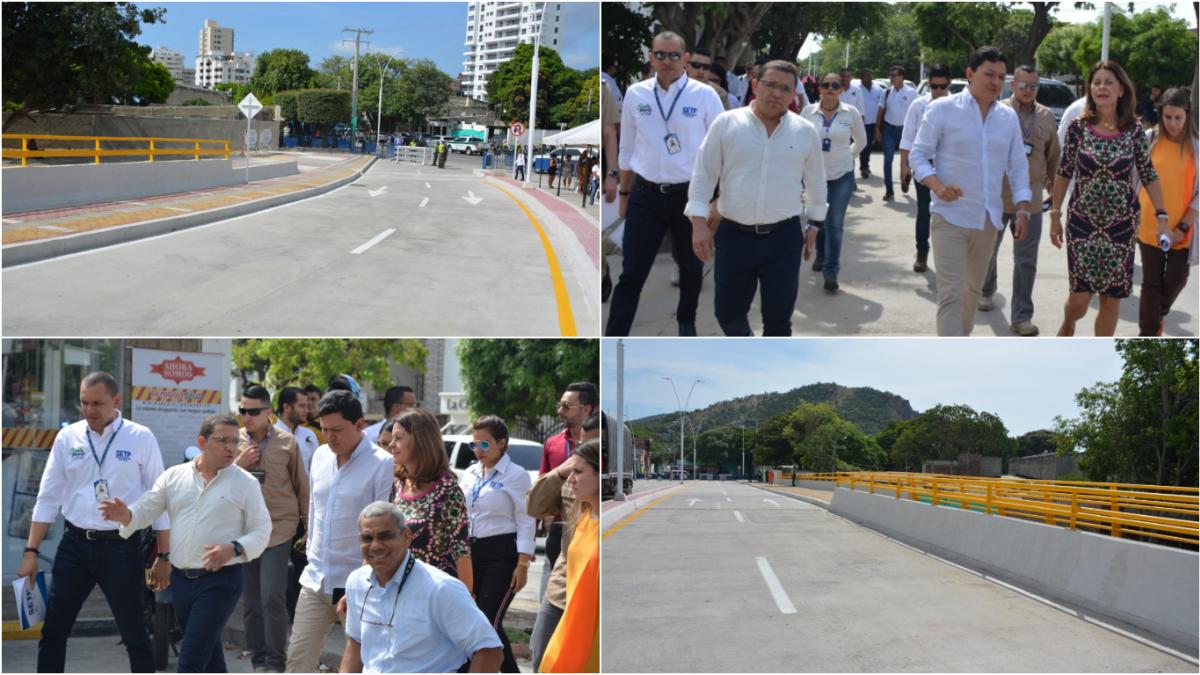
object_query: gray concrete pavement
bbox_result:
[1,635,254,673]
[2,152,597,336]
[602,151,1198,336]
[602,481,1194,672]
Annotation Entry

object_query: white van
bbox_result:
[443,434,542,484]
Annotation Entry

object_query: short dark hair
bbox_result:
[582,414,601,433]
[691,46,711,59]
[327,375,354,392]
[200,413,239,438]
[383,386,415,413]
[566,382,598,411]
[839,67,852,75]
[471,415,510,449]
[81,371,119,397]
[758,59,799,86]
[890,65,905,77]
[652,30,686,52]
[318,390,363,423]
[303,384,322,396]
[279,386,305,413]
[242,383,270,405]
[928,63,951,80]
[1014,64,1037,77]
[967,46,1007,72]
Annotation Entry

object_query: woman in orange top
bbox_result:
[539,440,599,673]
[1137,88,1198,336]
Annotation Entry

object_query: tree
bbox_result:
[456,340,598,428]
[231,339,427,394]
[2,2,166,111]
[249,48,316,96]
[315,55,354,90]
[1072,7,1198,91]
[815,6,929,80]
[1036,23,1091,80]
[181,97,212,106]
[1016,429,1060,456]
[393,59,455,131]
[213,82,248,105]
[551,72,601,128]
[295,89,351,125]
[752,2,890,63]
[891,404,1016,471]
[486,43,583,129]
[133,58,174,104]
[601,2,654,91]
[652,3,773,66]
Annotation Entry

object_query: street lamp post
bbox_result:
[524,2,543,188]
[741,419,757,481]
[664,377,703,483]
[373,51,402,154]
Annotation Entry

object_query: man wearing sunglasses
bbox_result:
[687,47,733,112]
[900,63,953,273]
[235,384,309,673]
[979,65,1060,336]
[341,502,501,673]
[607,31,725,336]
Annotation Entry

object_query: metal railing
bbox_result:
[786,471,1199,546]
[2,134,230,167]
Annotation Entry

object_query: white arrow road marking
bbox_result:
[368,185,389,197]
[763,498,779,506]
[462,190,482,205]
[424,182,431,189]
[734,510,744,523]
[350,228,395,255]
[757,557,797,614]
[419,197,429,208]
[686,498,702,507]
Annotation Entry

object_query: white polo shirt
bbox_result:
[32,411,169,532]
[363,419,388,446]
[618,73,725,184]
[839,83,863,111]
[881,84,918,126]
[856,81,883,124]
[275,419,320,475]
[459,453,536,555]
[600,70,623,113]
[301,434,394,594]
[345,553,501,673]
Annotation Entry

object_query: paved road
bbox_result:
[602,481,1193,672]
[2,153,598,336]
[601,152,1198,336]
[1,635,255,673]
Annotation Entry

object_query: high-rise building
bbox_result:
[462,2,563,101]
[193,19,255,89]
[150,46,185,82]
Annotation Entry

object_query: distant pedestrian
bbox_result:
[548,155,558,188]
[514,150,527,181]
[875,65,917,201]
[899,63,953,273]
[854,67,881,179]
[363,386,416,445]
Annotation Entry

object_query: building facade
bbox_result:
[194,19,255,89]
[150,45,185,82]
[462,1,563,101]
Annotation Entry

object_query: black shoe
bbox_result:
[679,322,697,336]
[883,191,895,202]
[901,173,911,193]
[812,257,824,272]
[860,168,870,179]
[823,277,839,292]
[913,250,928,273]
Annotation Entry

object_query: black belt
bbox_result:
[65,520,124,541]
[470,532,517,545]
[635,175,689,194]
[173,565,237,580]
[727,216,799,236]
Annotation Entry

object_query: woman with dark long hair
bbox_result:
[1136,87,1197,335]
[1049,60,1170,336]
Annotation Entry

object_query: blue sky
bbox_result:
[137,2,599,76]
[601,339,1129,436]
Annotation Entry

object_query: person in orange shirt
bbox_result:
[1137,88,1197,336]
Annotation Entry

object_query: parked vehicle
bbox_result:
[448,136,483,155]
[533,147,584,174]
[601,416,634,500]
[916,76,1075,124]
[443,434,541,484]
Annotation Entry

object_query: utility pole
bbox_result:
[343,27,374,147]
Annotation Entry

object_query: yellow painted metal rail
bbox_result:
[2,134,230,166]
[788,471,1199,546]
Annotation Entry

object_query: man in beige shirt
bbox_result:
[979,65,1062,336]
[237,384,309,673]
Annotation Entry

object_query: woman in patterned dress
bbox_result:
[387,408,472,592]
[1049,60,1170,336]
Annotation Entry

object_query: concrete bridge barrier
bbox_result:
[829,487,1199,657]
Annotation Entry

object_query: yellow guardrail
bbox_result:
[2,134,230,167]
[784,471,1199,546]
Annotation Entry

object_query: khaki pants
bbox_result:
[284,586,340,672]
[931,212,1000,336]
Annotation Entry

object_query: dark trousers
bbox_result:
[471,534,520,673]
[545,522,563,573]
[859,123,876,172]
[1138,242,1191,335]
[914,182,931,252]
[514,165,525,181]
[38,528,153,673]
[172,565,244,673]
[713,217,804,336]
[881,122,903,192]
[605,185,702,335]
[243,541,290,671]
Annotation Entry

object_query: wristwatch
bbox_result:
[156,551,170,562]
[1178,221,1192,233]
[231,540,245,559]
[607,169,619,178]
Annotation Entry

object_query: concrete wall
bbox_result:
[3,159,239,212]
[3,112,279,160]
[1010,452,1081,480]
[829,487,1199,656]
[164,85,233,107]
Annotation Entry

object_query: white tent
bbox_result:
[541,119,600,146]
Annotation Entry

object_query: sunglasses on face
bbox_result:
[469,440,492,451]
[652,51,683,62]
[689,61,711,71]
[929,83,949,91]
[819,81,842,90]
[1015,82,1039,91]
[239,406,271,417]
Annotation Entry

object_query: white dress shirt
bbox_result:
[881,84,918,126]
[794,81,811,109]
[120,459,270,569]
[686,105,829,224]
[800,101,867,181]
[600,71,623,113]
[301,434,394,593]
[458,453,536,555]
[1058,96,1087,148]
[856,81,883,124]
[899,94,933,152]
[275,419,319,475]
[618,73,725,184]
[363,419,387,445]
[839,84,863,112]
[909,90,1033,230]
[345,553,501,674]
[33,411,169,532]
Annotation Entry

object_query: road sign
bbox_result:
[258,128,273,150]
[238,93,263,120]
[244,130,258,151]
[510,121,525,137]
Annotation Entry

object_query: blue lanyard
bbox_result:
[86,419,123,469]
[653,75,688,128]
[821,110,840,138]
[471,467,498,507]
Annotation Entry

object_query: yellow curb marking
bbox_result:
[602,487,688,541]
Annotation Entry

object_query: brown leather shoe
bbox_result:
[913,250,928,272]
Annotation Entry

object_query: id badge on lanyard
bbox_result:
[656,77,687,157]
[665,133,682,155]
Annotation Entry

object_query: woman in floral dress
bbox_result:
[387,408,472,592]
[1050,60,1169,336]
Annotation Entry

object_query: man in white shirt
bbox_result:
[340,502,502,673]
[513,148,527,182]
[285,390,394,673]
[909,46,1033,336]
[600,60,622,114]
[607,31,725,336]
[363,385,415,444]
[276,387,319,473]
[19,371,170,673]
[876,65,918,201]
[855,67,882,178]
[101,412,271,673]
[839,68,863,112]
[687,59,829,336]
[900,63,953,273]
